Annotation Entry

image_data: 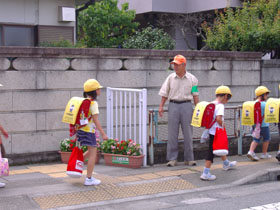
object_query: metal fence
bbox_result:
[148,105,280,165]
[106,87,147,166]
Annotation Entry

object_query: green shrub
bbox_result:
[203,0,280,53]
[123,26,175,50]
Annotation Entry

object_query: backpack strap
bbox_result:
[76,99,94,130]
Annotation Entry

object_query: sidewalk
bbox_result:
[1,152,280,210]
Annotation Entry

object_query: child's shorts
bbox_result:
[77,130,97,147]
[253,126,270,143]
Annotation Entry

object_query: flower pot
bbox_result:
[102,153,144,168]
[59,151,72,164]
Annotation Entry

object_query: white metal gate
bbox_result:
[106,87,147,166]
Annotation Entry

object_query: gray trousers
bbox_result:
[167,102,194,161]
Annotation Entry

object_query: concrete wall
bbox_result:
[119,0,242,14]
[0,47,265,163]
[0,0,75,27]
[262,60,280,97]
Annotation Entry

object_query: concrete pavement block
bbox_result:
[13,58,70,71]
[0,58,10,70]
[0,92,13,112]
[37,112,46,131]
[98,71,146,88]
[147,70,173,87]
[124,59,169,70]
[46,71,97,89]
[214,60,231,70]
[46,111,68,130]
[71,58,122,70]
[13,91,71,111]
[0,71,36,89]
[233,60,260,70]
[186,60,213,70]
[36,71,46,89]
[262,68,280,82]
[195,70,231,86]
[11,131,68,153]
[0,113,36,132]
[232,71,260,85]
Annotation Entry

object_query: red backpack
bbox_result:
[191,102,216,128]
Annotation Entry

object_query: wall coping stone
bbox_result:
[0,47,262,60]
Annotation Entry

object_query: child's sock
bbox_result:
[203,167,210,174]
[87,177,92,179]
[223,159,230,166]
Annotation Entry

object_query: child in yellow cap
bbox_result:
[247,86,271,161]
[200,86,237,181]
[78,79,108,186]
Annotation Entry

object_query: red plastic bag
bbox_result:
[213,128,229,156]
[66,147,84,178]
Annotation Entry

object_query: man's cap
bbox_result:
[170,55,187,65]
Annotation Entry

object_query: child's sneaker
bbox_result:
[200,172,216,181]
[84,177,101,186]
[0,182,5,188]
[247,151,259,161]
[223,161,237,171]
[260,153,272,159]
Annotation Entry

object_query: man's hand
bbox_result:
[159,106,164,117]
[159,97,167,118]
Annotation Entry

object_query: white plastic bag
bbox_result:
[200,129,210,143]
[252,123,261,139]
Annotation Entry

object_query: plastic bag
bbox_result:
[66,146,84,178]
[0,149,9,177]
[200,129,210,143]
[213,128,229,156]
[252,123,261,139]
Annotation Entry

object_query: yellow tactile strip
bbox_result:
[33,179,195,209]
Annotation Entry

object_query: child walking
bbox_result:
[200,86,237,181]
[78,79,108,186]
[247,86,271,161]
[0,124,9,188]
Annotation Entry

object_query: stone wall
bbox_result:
[262,60,280,97]
[0,47,264,164]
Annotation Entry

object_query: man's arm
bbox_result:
[159,97,167,117]
[193,95,199,106]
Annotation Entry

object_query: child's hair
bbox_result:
[216,94,231,100]
[256,93,269,101]
[83,90,97,100]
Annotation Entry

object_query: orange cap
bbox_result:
[170,55,187,65]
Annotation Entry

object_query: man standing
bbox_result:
[159,55,199,167]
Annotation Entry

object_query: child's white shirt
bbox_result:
[209,101,224,135]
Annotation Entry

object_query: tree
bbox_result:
[122,26,175,50]
[203,0,280,54]
[157,11,215,50]
[78,0,139,48]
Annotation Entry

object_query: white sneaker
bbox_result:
[247,151,259,161]
[223,161,237,171]
[260,153,272,159]
[200,173,216,181]
[84,177,101,186]
[0,182,5,188]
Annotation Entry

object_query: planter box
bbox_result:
[102,153,144,168]
[59,151,100,164]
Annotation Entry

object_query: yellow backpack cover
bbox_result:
[264,98,280,123]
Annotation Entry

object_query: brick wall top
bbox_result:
[0,47,262,60]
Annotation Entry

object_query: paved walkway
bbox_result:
[1,153,280,210]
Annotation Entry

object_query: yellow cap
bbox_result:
[215,85,232,96]
[83,79,103,92]
[255,86,270,97]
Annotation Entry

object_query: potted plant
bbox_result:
[59,138,101,164]
[101,139,144,168]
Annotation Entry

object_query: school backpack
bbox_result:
[62,97,92,136]
[191,101,216,129]
[241,101,262,126]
